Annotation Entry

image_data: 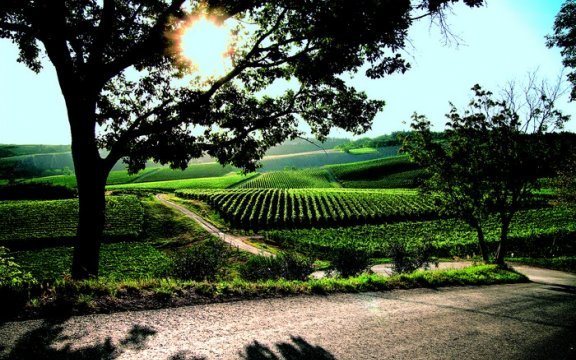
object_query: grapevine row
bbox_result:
[176,188,437,229]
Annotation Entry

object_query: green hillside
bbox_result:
[327,155,424,188]
[107,172,257,191]
[0,144,70,158]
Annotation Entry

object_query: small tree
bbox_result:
[547,0,576,101]
[404,83,569,264]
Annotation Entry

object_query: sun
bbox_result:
[177,15,233,79]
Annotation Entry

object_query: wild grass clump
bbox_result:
[239,252,314,281]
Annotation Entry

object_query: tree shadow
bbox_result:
[240,336,336,360]
[1,319,157,360]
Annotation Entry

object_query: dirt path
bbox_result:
[155,194,273,257]
[2,275,574,359]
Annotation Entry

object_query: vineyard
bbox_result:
[326,155,424,188]
[0,195,144,245]
[237,169,338,189]
[175,188,436,229]
[264,205,576,258]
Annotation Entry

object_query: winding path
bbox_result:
[155,194,273,257]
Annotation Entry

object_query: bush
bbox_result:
[170,239,230,281]
[389,241,436,274]
[239,252,314,281]
[0,246,36,287]
[0,183,77,200]
[330,246,371,278]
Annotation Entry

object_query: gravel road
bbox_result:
[1,267,575,360]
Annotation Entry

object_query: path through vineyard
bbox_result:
[155,194,274,257]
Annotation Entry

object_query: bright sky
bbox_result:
[0,0,573,145]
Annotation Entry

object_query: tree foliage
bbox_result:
[404,83,569,264]
[0,0,484,278]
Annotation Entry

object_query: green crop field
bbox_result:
[175,188,435,229]
[326,155,424,188]
[133,163,238,183]
[13,243,171,281]
[0,196,144,245]
[265,205,576,258]
[26,167,161,188]
[108,172,257,191]
[339,169,426,188]
[237,169,339,189]
[327,155,419,180]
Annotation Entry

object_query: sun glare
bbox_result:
[178,15,233,79]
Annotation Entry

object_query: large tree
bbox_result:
[1,0,483,279]
[404,82,569,264]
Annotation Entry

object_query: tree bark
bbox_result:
[495,217,511,266]
[64,87,112,280]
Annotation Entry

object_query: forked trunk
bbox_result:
[474,225,490,263]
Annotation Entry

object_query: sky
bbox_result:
[0,0,573,145]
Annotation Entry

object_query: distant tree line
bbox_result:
[336,131,445,152]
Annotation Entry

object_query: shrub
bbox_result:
[389,241,436,274]
[170,239,230,281]
[239,252,314,281]
[330,246,371,278]
[0,246,36,288]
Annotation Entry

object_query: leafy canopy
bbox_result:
[1,0,484,173]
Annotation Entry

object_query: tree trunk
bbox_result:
[495,217,511,266]
[64,89,112,280]
[474,225,490,263]
[71,158,108,279]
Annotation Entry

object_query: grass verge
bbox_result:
[2,265,527,320]
[507,256,576,273]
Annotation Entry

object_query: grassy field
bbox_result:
[348,147,378,154]
[132,163,238,183]
[264,205,576,258]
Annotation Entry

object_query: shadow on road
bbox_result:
[0,319,156,360]
[542,284,576,295]
[240,335,336,360]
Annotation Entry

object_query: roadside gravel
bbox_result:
[1,267,575,360]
